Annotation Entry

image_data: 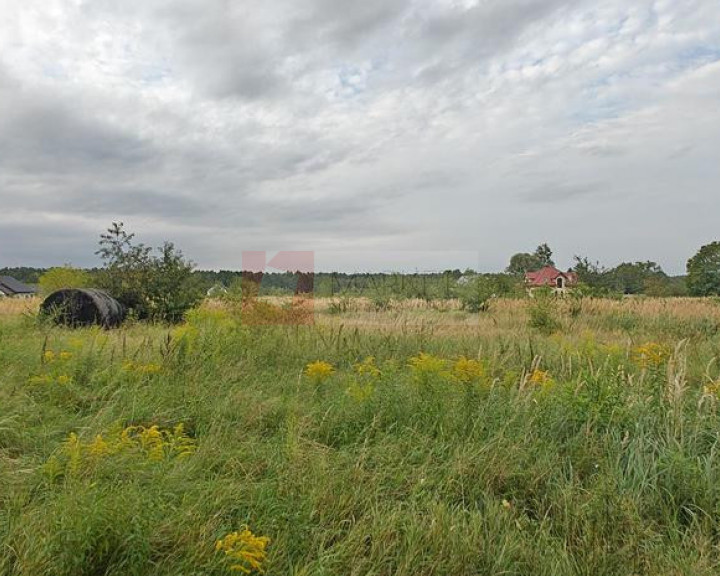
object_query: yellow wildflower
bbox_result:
[88,434,111,457]
[59,351,73,361]
[452,357,484,383]
[64,432,82,473]
[51,423,196,477]
[43,350,56,363]
[118,424,196,460]
[216,527,271,574]
[56,374,71,385]
[354,356,381,379]
[170,423,197,458]
[633,342,669,369]
[138,425,165,461]
[528,368,552,387]
[304,361,334,383]
[408,353,448,377]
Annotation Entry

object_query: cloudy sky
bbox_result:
[0,0,718,273]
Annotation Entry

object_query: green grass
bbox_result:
[3,300,720,575]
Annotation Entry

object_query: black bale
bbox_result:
[41,289,126,328]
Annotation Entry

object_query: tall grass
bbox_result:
[2,298,720,574]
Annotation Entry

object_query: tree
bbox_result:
[687,242,720,296]
[38,266,91,295]
[534,243,554,267]
[146,242,204,323]
[572,256,607,289]
[454,274,519,313]
[507,253,541,276]
[608,261,665,295]
[95,222,204,322]
[506,244,554,276]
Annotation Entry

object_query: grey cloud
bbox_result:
[0,219,98,268]
[518,182,603,204]
[0,78,153,175]
[1,1,719,273]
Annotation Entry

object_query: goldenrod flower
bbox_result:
[452,357,484,383]
[528,368,552,387]
[633,342,668,369]
[170,423,196,458]
[408,353,448,378]
[88,434,111,457]
[50,423,197,477]
[216,527,270,574]
[354,357,381,379]
[304,361,334,383]
[138,425,165,461]
[64,432,82,473]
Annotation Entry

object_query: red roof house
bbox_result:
[525,266,578,291]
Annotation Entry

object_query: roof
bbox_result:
[0,276,36,295]
[525,266,578,287]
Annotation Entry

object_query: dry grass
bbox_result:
[0,296,40,316]
[198,296,720,342]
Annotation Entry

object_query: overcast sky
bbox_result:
[0,0,718,273]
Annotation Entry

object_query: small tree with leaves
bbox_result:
[96,222,203,322]
[534,243,554,267]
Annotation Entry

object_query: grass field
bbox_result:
[3,295,720,575]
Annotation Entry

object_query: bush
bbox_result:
[455,274,519,313]
[38,266,91,295]
[528,288,561,334]
[95,222,204,323]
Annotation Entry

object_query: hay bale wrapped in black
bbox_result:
[41,289,126,328]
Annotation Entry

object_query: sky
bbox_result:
[0,0,718,274]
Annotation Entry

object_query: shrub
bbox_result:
[38,266,91,295]
[95,222,204,323]
[455,275,517,313]
[528,289,561,334]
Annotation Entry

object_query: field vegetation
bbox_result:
[3,294,720,574]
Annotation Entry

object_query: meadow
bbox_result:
[3,295,720,575]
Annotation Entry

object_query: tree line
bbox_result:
[3,225,720,323]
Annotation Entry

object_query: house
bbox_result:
[0,276,37,298]
[525,266,578,293]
